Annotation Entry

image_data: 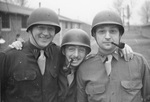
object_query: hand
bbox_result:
[121,44,133,61]
[8,41,23,50]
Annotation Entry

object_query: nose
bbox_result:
[42,28,49,35]
[74,48,79,57]
[105,31,111,39]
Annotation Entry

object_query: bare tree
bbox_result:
[139,0,150,24]
[126,0,137,27]
[112,0,126,25]
[113,0,124,17]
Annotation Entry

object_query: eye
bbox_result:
[110,29,118,34]
[47,27,55,31]
[97,29,106,34]
[78,47,86,53]
[67,46,76,52]
[37,25,45,30]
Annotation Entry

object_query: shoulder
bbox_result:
[83,53,98,64]
[85,54,96,60]
[132,52,149,65]
[133,52,146,60]
[50,42,61,51]
[79,54,97,70]
[3,44,27,59]
[4,48,21,55]
[49,43,61,59]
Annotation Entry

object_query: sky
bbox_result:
[27,0,145,25]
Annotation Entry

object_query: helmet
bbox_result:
[91,10,124,36]
[61,29,91,54]
[27,8,61,34]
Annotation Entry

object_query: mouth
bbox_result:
[103,42,112,45]
[40,36,51,40]
[39,34,51,39]
[104,41,112,43]
[69,58,78,63]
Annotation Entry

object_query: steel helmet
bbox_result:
[91,10,124,36]
[27,8,61,34]
[61,29,91,54]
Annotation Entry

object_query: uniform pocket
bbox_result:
[13,70,37,81]
[120,80,143,101]
[86,83,105,95]
[85,83,106,102]
[121,80,142,90]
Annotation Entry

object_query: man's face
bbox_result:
[95,25,120,54]
[63,45,87,67]
[30,25,55,48]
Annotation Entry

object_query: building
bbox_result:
[0,1,91,51]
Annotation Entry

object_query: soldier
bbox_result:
[1,7,61,102]
[58,29,91,102]
[77,10,150,102]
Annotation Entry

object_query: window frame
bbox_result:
[1,12,11,31]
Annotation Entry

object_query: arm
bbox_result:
[0,52,6,101]
[141,56,150,102]
[120,43,133,61]
[76,69,88,102]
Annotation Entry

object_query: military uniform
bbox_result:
[1,41,61,102]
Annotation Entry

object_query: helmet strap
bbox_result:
[30,30,43,49]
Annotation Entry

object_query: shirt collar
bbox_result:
[97,49,120,63]
[25,40,51,59]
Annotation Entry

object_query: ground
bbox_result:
[90,30,150,65]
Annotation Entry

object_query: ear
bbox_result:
[93,32,96,38]
[62,47,66,55]
[119,33,122,38]
[28,30,32,35]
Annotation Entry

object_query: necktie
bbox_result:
[38,50,46,75]
[67,70,74,86]
[104,55,113,76]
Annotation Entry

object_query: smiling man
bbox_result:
[58,29,91,102]
[1,8,61,102]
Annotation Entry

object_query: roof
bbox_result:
[59,15,83,23]
[0,1,83,23]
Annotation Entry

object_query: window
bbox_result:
[1,12,10,29]
[74,23,80,28]
[77,23,81,28]
[70,22,73,28]
[65,22,68,29]
[21,15,28,29]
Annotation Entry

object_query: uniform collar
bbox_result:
[25,40,51,59]
[97,49,120,63]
